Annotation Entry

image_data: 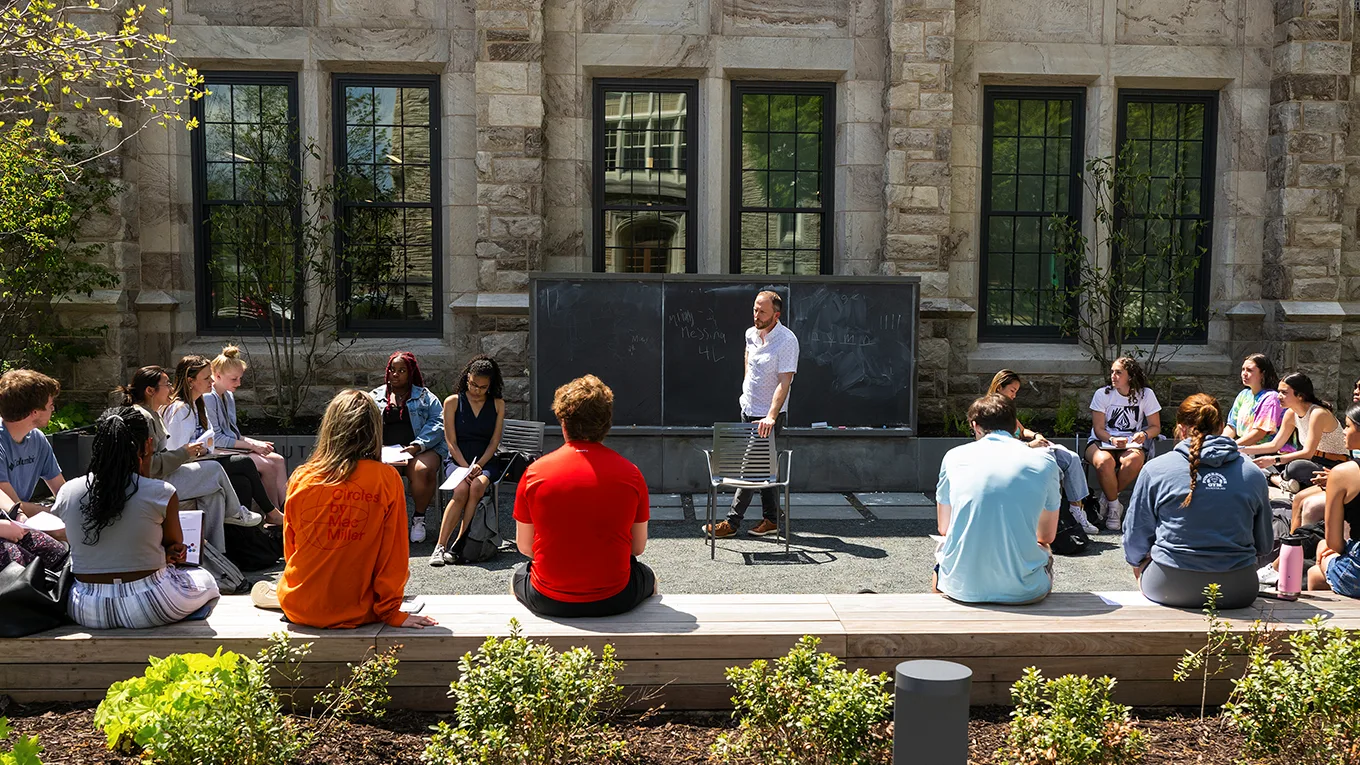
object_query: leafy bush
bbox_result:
[40,402,93,435]
[423,619,628,765]
[1226,617,1360,765]
[1000,667,1144,765]
[0,718,43,765]
[713,635,891,765]
[95,634,400,765]
[95,648,301,765]
[1054,397,1080,436]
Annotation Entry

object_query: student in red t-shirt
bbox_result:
[512,374,655,617]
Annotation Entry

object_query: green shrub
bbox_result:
[94,648,301,765]
[1000,667,1144,765]
[0,718,43,765]
[713,635,891,765]
[1226,617,1360,765]
[1054,397,1080,436]
[423,619,628,765]
[39,402,92,435]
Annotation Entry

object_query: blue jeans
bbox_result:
[1045,443,1089,506]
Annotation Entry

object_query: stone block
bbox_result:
[1282,245,1338,267]
[1270,74,1341,102]
[1297,162,1344,188]
[886,233,941,261]
[890,21,926,52]
[492,157,544,184]
[1282,187,1337,217]
[1270,102,1301,133]
[185,0,302,25]
[486,42,543,61]
[1300,41,1352,75]
[1287,132,1334,162]
[476,183,532,213]
[480,331,528,367]
[488,214,544,238]
[1301,101,1347,133]
[487,95,544,126]
[476,62,530,94]
[1281,17,1339,42]
[723,0,849,35]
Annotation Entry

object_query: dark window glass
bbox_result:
[594,80,696,273]
[192,74,300,331]
[335,76,441,332]
[1115,92,1215,340]
[732,83,833,275]
[979,87,1084,339]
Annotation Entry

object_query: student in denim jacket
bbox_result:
[369,351,447,543]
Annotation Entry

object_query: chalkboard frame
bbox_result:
[529,273,920,434]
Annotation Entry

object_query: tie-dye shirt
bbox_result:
[1227,388,1285,442]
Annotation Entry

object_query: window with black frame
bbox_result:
[193,73,299,331]
[1115,91,1215,340]
[593,80,696,273]
[732,82,833,275]
[979,87,1084,340]
[335,76,441,332]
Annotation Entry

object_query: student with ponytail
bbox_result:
[204,346,288,509]
[1307,401,1360,596]
[51,407,220,629]
[1123,394,1272,609]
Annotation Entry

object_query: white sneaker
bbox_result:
[1257,563,1280,586]
[1074,506,1099,536]
[225,506,264,527]
[429,545,447,567]
[1096,495,1110,523]
[1104,500,1124,532]
[1282,478,1302,494]
[410,517,427,543]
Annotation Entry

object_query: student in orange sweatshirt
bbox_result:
[270,389,437,630]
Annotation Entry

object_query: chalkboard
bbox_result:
[530,275,919,430]
[532,279,662,426]
[788,283,915,428]
[663,283,789,427]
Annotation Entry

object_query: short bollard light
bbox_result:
[893,659,973,765]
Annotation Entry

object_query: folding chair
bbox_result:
[701,422,793,559]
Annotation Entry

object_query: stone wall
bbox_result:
[36,0,1359,427]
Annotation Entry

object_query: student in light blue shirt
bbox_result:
[934,393,1061,605]
[0,370,66,524]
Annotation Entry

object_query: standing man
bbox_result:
[703,289,799,539]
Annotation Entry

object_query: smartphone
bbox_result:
[1258,589,1298,601]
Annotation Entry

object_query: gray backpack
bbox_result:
[200,540,247,594]
[459,496,502,564]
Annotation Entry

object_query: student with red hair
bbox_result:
[368,351,446,543]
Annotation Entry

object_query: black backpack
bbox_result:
[1050,504,1092,556]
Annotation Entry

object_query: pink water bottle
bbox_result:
[1277,535,1304,599]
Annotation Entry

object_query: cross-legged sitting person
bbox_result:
[1123,394,1272,609]
[54,407,220,629]
[270,390,437,629]
[512,374,656,617]
[933,393,1060,605]
[1085,356,1162,532]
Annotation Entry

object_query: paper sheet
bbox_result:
[1098,441,1144,450]
[192,428,216,452]
[439,465,472,490]
[18,511,64,533]
[381,445,411,465]
[179,510,203,565]
[1094,590,1154,607]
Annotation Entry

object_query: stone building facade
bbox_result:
[53,0,1360,426]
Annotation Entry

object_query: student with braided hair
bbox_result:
[368,351,446,543]
[1123,394,1272,609]
[52,407,220,629]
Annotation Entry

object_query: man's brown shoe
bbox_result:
[702,520,737,538]
[749,519,781,537]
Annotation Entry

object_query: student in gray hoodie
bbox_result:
[1124,393,1273,609]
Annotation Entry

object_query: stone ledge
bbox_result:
[449,292,530,314]
[1226,300,1267,318]
[1274,301,1360,322]
[966,342,1233,376]
[919,297,975,317]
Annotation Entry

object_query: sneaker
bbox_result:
[410,517,427,543]
[702,520,737,538]
[749,519,781,537]
[1282,478,1302,494]
[250,580,281,610]
[1074,506,1099,536]
[1096,495,1110,523]
[225,506,263,527]
[1257,563,1280,586]
[1104,500,1124,532]
[429,545,448,567]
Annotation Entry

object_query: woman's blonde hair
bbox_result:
[987,369,1022,397]
[210,345,248,375]
[302,389,381,484]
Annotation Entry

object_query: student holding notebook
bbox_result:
[1085,356,1161,532]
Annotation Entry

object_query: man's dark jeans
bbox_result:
[725,412,786,528]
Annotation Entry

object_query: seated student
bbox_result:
[1292,375,1360,531]
[1223,354,1286,448]
[0,370,67,538]
[53,407,220,629]
[205,346,288,510]
[119,366,254,554]
[368,351,446,543]
[1242,372,1347,493]
[989,369,1097,535]
[163,355,282,526]
[1308,402,1360,596]
[271,390,437,629]
[431,355,506,567]
[512,375,655,617]
[934,393,1060,605]
[1124,394,1272,609]
[1085,356,1162,532]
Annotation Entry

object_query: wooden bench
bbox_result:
[6,591,1359,710]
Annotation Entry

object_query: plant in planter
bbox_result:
[1000,667,1144,765]
[1054,397,1080,439]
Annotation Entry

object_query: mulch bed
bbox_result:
[1,701,1245,764]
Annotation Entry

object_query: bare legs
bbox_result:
[401,451,442,521]
[249,451,288,509]
[1084,444,1146,501]
[435,474,491,550]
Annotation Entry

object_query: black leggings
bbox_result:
[213,454,276,513]
[1283,456,1344,486]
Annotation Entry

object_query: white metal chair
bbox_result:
[701,422,793,559]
